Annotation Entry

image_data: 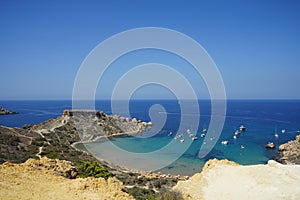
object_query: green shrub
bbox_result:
[127,186,156,200]
[158,190,184,200]
[46,152,58,158]
[77,161,112,180]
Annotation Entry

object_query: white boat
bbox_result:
[175,134,181,140]
[221,140,228,145]
[241,145,245,149]
[202,128,207,133]
[210,136,215,141]
[233,135,237,140]
[200,133,206,138]
[274,128,279,138]
[234,130,241,135]
[168,131,173,136]
[186,129,191,134]
[180,138,185,143]
[281,129,286,134]
[192,136,198,141]
[239,125,246,131]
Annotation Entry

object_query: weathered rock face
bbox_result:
[174,159,300,200]
[24,157,78,178]
[0,157,134,200]
[0,106,18,115]
[278,135,300,164]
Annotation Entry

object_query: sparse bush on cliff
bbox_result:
[77,161,113,180]
[127,187,184,200]
[158,190,184,200]
[127,186,156,200]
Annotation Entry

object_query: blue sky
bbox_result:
[0,0,299,100]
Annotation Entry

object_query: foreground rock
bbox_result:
[0,157,134,200]
[174,159,300,200]
[0,106,18,115]
[278,135,300,164]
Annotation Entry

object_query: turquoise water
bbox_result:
[1,100,300,175]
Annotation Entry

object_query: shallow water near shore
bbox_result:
[1,100,300,175]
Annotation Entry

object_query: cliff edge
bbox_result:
[174,159,300,200]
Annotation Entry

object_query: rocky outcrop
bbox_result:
[278,135,300,164]
[24,157,78,178]
[0,157,134,200]
[60,110,152,141]
[0,106,18,115]
[174,159,300,200]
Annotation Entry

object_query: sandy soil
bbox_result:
[174,159,300,200]
[0,160,133,200]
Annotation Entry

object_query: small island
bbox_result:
[0,107,18,115]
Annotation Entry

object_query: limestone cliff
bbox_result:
[174,159,300,200]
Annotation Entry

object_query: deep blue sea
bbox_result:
[1,100,300,175]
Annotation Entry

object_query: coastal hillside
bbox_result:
[0,110,151,164]
[174,159,300,200]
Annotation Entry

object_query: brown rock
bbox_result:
[0,157,134,200]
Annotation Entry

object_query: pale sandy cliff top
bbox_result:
[174,159,300,200]
[0,157,134,200]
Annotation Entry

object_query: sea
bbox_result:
[1,100,300,176]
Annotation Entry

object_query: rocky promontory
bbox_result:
[278,134,300,164]
[0,106,18,115]
[0,109,152,164]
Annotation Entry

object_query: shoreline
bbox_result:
[71,136,190,181]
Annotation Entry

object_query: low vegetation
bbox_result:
[127,187,184,200]
[76,161,113,180]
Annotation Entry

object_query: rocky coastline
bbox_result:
[277,134,300,164]
[0,106,18,115]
